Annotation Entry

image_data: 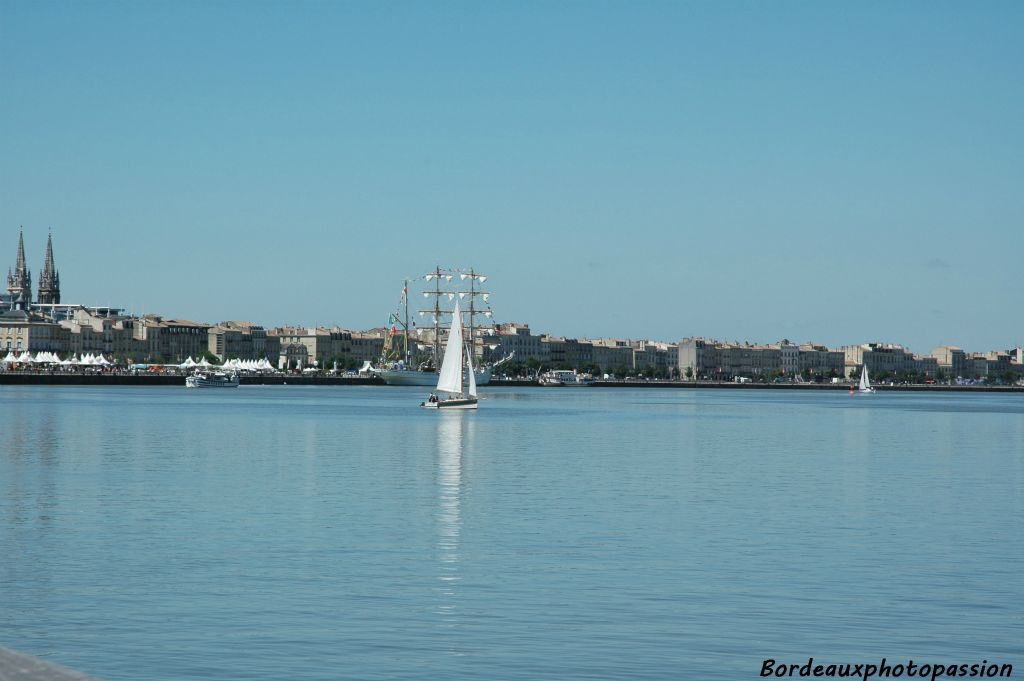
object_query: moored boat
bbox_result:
[376,364,495,386]
[185,371,240,388]
[539,369,594,387]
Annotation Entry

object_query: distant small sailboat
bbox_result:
[858,364,875,394]
[421,299,479,410]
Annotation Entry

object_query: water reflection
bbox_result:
[2,395,60,532]
[435,412,468,632]
[1,394,61,606]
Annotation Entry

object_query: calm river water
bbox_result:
[1,386,1022,679]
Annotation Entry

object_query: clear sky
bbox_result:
[1,1,1021,354]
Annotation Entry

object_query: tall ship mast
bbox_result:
[374,267,512,386]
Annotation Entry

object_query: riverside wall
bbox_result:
[0,373,382,386]
[586,380,1024,393]
[0,373,1021,392]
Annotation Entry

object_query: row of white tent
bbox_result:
[1,351,112,366]
[179,356,214,369]
[2,351,276,370]
[179,356,275,372]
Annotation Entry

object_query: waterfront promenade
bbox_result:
[1,371,1021,392]
[0,371,382,387]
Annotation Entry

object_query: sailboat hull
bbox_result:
[420,397,479,410]
[376,367,493,386]
[422,299,479,410]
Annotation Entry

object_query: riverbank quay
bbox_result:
[239,375,382,386]
[2,373,1021,392]
[588,379,1024,392]
[0,372,383,386]
[485,378,539,387]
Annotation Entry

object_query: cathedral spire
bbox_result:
[15,229,27,272]
[7,227,32,310]
[38,229,61,305]
[43,232,55,275]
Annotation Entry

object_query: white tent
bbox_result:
[17,351,34,363]
[1,351,16,364]
[198,358,212,368]
[95,355,110,366]
[180,357,197,369]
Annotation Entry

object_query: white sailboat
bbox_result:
[858,364,875,394]
[421,300,479,410]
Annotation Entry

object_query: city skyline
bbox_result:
[2,3,1021,353]
[3,226,1021,356]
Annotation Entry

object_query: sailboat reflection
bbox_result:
[435,412,469,626]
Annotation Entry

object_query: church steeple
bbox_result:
[15,230,27,271]
[7,228,32,310]
[37,230,60,305]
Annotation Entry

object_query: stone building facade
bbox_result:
[208,321,271,361]
[0,309,67,353]
[269,326,385,369]
[678,338,844,379]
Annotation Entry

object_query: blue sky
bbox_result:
[1,2,1021,353]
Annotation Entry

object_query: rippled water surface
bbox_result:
[2,386,1022,679]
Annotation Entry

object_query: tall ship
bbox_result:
[372,267,512,386]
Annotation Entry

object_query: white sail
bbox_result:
[859,365,870,391]
[466,342,478,398]
[435,300,464,394]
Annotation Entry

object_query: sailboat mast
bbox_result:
[468,268,476,363]
[433,266,441,366]
[403,278,410,365]
[465,341,477,397]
